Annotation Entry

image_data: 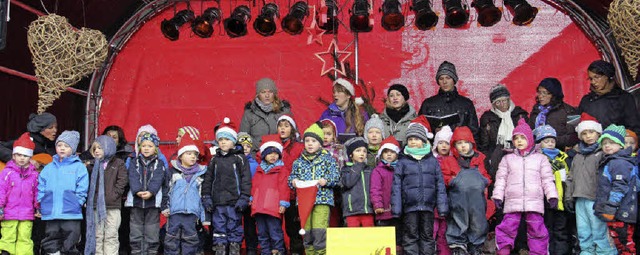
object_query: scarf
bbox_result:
[381,159,398,168]
[385,104,410,123]
[578,141,599,155]
[541,148,560,159]
[85,159,108,255]
[535,104,552,128]
[490,100,516,146]
[260,160,284,173]
[255,97,274,113]
[458,155,473,169]
[178,161,201,182]
[404,143,432,160]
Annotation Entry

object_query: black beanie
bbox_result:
[588,60,615,79]
[538,78,564,99]
[387,84,410,101]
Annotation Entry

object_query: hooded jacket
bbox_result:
[0,160,39,220]
[594,147,638,223]
[38,155,89,220]
[418,87,480,142]
[491,148,558,214]
[288,150,339,206]
[240,100,292,152]
[441,127,491,186]
[251,163,290,218]
[370,161,395,220]
[391,152,448,216]
[87,136,128,209]
[163,160,207,222]
[340,162,373,217]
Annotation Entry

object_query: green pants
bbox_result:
[0,220,34,255]
[303,205,330,255]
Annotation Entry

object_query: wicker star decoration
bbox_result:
[314,39,352,76]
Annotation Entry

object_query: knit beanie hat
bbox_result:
[256,78,278,94]
[406,115,434,143]
[364,114,385,143]
[588,60,615,79]
[387,84,410,101]
[489,84,510,103]
[377,136,400,158]
[216,117,239,144]
[56,130,81,154]
[13,132,35,156]
[333,78,364,105]
[433,125,453,147]
[139,133,160,147]
[436,61,459,84]
[27,113,57,133]
[135,124,158,154]
[260,134,283,157]
[177,133,199,157]
[598,124,626,148]
[538,78,564,99]
[237,132,253,146]
[626,129,638,144]
[575,113,603,135]
[344,137,368,159]
[303,122,325,144]
[178,126,201,140]
[533,125,557,143]
[512,118,534,151]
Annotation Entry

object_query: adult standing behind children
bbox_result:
[0,112,58,164]
[319,78,369,136]
[528,78,578,150]
[240,78,293,153]
[419,61,479,141]
[577,60,640,134]
[380,84,418,146]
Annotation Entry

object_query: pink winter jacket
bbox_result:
[491,150,558,214]
[0,160,39,220]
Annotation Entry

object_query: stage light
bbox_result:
[380,0,404,31]
[282,1,309,35]
[472,0,501,27]
[161,9,195,41]
[192,7,222,38]
[318,0,339,34]
[504,0,537,26]
[224,5,251,38]
[254,3,279,36]
[443,0,469,28]
[411,0,438,30]
[350,0,373,32]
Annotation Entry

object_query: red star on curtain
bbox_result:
[314,39,352,76]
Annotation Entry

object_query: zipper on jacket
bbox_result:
[361,171,369,214]
[522,157,526,212]
[348,194,352,211]
[234,164,240,195]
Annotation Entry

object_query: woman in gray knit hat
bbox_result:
[0,112,58,164]
[239,78,293,154]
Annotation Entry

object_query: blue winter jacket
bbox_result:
[391,152,448,217]
[128,155,166,208]
[594,147,638,223]
[247,155,258,178]
[162,160,207,222]
[37,155,89,220]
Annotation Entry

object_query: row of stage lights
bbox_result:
[161,0,538,40]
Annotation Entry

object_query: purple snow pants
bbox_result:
[495,212,549,255]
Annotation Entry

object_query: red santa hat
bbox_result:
[177,133,200,157]
[259,134,284,156]
[216,117,239,143]
[377,136,400,158]
[277,114,298,131]
[333,78,364,105]
[13,132,35,157]
[575,113,602,135]
[295,180,319,235]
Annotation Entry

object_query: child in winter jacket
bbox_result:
[340,137,374,227]
[84,135,128,255]
[320,119,347,170]
[432,126,453,255]
[364,114,385,168]
[38,131,89,255]
[0,133,40,255]
[370,136,402,253]
[564,113,616,254]
[391,116,448,255]
[441,126,491,255]
[251,135,290,255]
[594,124,637,254]
[533,125,572,255]
[624,129,638,155]
[127,132,166,255]
[289,122,339,255]
[238,132,259,255]
[161,134,207,255]
[201,118,251,255]
[491,119,558,255]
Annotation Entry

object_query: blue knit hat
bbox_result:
[56,130,80,154]
[533,125,557,143]
[139,133,160,147]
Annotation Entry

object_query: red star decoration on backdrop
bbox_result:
[314,39,353,76]
[305,5,326,46]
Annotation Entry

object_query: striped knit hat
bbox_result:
[598,124,626,148]
[178,126,201,140]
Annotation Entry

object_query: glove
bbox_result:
[493,199,503,210]
[564,200,575,213]
[548,198,558,210]
[234,198,249,212]
[202,196,213,213]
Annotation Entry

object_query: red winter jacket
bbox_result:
[251,164,290,218]
[442,127,492,187]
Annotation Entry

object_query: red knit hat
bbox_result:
[13,132,35,156]
[177,133,199,157]
[377,136,400,158]
[575,113,602,135]
[294,180,319,235]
